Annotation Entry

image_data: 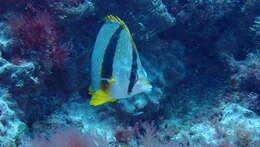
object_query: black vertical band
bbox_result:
[101,27,123,79]
[128,48,137,94]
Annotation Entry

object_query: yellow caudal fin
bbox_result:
[89,89,117,106]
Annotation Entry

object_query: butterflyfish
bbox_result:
[89,15,152,106]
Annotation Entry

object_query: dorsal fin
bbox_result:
[103,15,128,29]
[103,15,131,37]
[103,15,138,51]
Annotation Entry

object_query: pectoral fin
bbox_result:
[89,89,117,106]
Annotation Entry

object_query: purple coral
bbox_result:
[30,128,87,147]
[8,11,58,50]
[28,128,109,147]
[8,10,70,69]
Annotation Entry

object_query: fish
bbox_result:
[133,111,144,116]
[89,15,152,106]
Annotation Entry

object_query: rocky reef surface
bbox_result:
[0,0,260,146]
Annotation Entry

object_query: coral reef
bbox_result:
[7,11,70,70]
[48,0,96,21]
[26,102,260,146]
[250,15,260,45]
[225,52,260,91]
[0,57,39,94]
[27,128,109,147]
[0,88,26,147]
[0,0,259,146]
[219,104,260,146]
[0,23,12,50]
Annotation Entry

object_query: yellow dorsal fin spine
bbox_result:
[115,16,127,29]
[103,15,127,28]
[103,15,138,50]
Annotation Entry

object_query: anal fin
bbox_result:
[89,89,117,106]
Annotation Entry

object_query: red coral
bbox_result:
[30,128,88,147]
[47,43,71,68]
[11,55,24,65]
[0,0,26,8]
[114,125,136,145]
[8,10,70,70]
[8,11,58,50]
[28,128,109,147]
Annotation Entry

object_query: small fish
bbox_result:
[133,111,144,116]
[89,15,152,106]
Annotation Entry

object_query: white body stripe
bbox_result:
[136,52,148,80]
[91,22,120,91]
[110,29,133,98]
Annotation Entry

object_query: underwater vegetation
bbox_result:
[0,0,260,146]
